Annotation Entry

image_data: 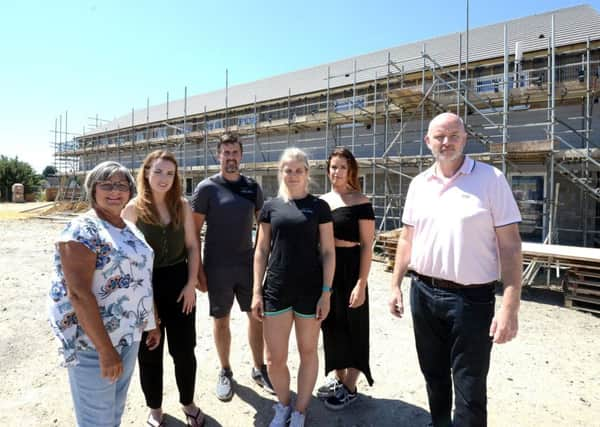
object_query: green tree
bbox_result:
[0,155,41,201]
[42,165,57,178]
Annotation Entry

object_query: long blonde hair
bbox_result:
[277,147,311,202]
[135,150,183,227]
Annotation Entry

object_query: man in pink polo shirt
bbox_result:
[389,112,522,427]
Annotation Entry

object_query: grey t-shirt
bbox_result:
[191,173,263,268]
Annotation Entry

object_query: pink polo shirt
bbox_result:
[402,156,521,285]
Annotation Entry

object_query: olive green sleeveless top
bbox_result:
[136,220,186,268]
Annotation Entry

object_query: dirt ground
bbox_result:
[0,204,598,426]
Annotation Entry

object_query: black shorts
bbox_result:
[205,264,253,318]
[262,269,322,317]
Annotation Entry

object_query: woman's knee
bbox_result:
[265,348,288,368]
[297,343,318,362]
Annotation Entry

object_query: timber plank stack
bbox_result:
[374,229,401,272]
[564,268,600,315]
[516,242,600,314]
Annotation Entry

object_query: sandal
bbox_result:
[183,408,206,427]
[146,413,165,427]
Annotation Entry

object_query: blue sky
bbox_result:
[1,0,598,172]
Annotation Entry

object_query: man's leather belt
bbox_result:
[410,272,495,290]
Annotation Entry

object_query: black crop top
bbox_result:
[331,202,375,243]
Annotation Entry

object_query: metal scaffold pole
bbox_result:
[420,44,426,172]
[548,15,556,245]
[53,118,57,170]
[253,95,257,179]
[287,88,291,146]
[325,66,330,158]
[502,24,508,175]
[225,69,229,131]
[146,97,150,155]
[183,86,187,190]
[385,52,390,153]
[352,60,357,152]
[372,73,377,197]
[131,108,135,172]
[204,106,208,179]
[117,123,121,164]
[457,33,462,117]
[583,37,591,245]
[464,0,470,125]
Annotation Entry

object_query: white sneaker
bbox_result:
[289,410,306,427]
[269,402,292,427]
[216,368,233,401]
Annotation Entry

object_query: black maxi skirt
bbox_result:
[321,246,373,386]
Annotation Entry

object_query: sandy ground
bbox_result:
[0,206,598,426]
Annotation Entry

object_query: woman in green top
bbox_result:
[122,150,204,427]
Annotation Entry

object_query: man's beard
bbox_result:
[225,160,239,173]
[432,148,463,162]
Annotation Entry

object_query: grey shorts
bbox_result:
[205,264,253,318]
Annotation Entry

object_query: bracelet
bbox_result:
[322,285,333,292]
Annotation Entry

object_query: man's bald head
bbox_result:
[425,112,467,164]
[427,112,466,136]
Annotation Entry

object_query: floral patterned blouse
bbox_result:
[48,212,156,367]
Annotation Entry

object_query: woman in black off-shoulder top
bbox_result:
[318,148,375,410]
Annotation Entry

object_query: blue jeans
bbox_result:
[67,341,140,427]
[410,276,495,427]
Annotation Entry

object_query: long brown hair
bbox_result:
[326,147,360,191]
[135,150,183,227]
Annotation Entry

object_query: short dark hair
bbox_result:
[84,161,136,206]
[217,133,243,154]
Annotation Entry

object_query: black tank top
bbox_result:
[331,203,375,243]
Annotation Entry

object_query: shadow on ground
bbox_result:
[160,412,223,426]
[520,285,565,307]
[197,382,431,426]
[495,283,565,307]
[304,394,430,427]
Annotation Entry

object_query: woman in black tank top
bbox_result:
[318,148,375,410]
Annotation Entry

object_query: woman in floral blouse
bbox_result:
[48,161,159,427]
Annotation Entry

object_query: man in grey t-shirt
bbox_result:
[192,133,273,401]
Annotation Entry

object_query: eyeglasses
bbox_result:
[96,181,130,192]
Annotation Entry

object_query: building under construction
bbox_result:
[55,5,600,248]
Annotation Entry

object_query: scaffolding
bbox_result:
[54,20,600,247]
[50,111,84,201]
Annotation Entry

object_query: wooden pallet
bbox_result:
[564,268,600,314]
[565,279,600,297]
[374,229,401,272]
[564,294,600,315]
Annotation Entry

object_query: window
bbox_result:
[334,96,365,112]
[207,119,223,131]
[510,174,545,242]
[185,178,193,195]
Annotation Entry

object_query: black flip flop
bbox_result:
[183,408,206,427]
